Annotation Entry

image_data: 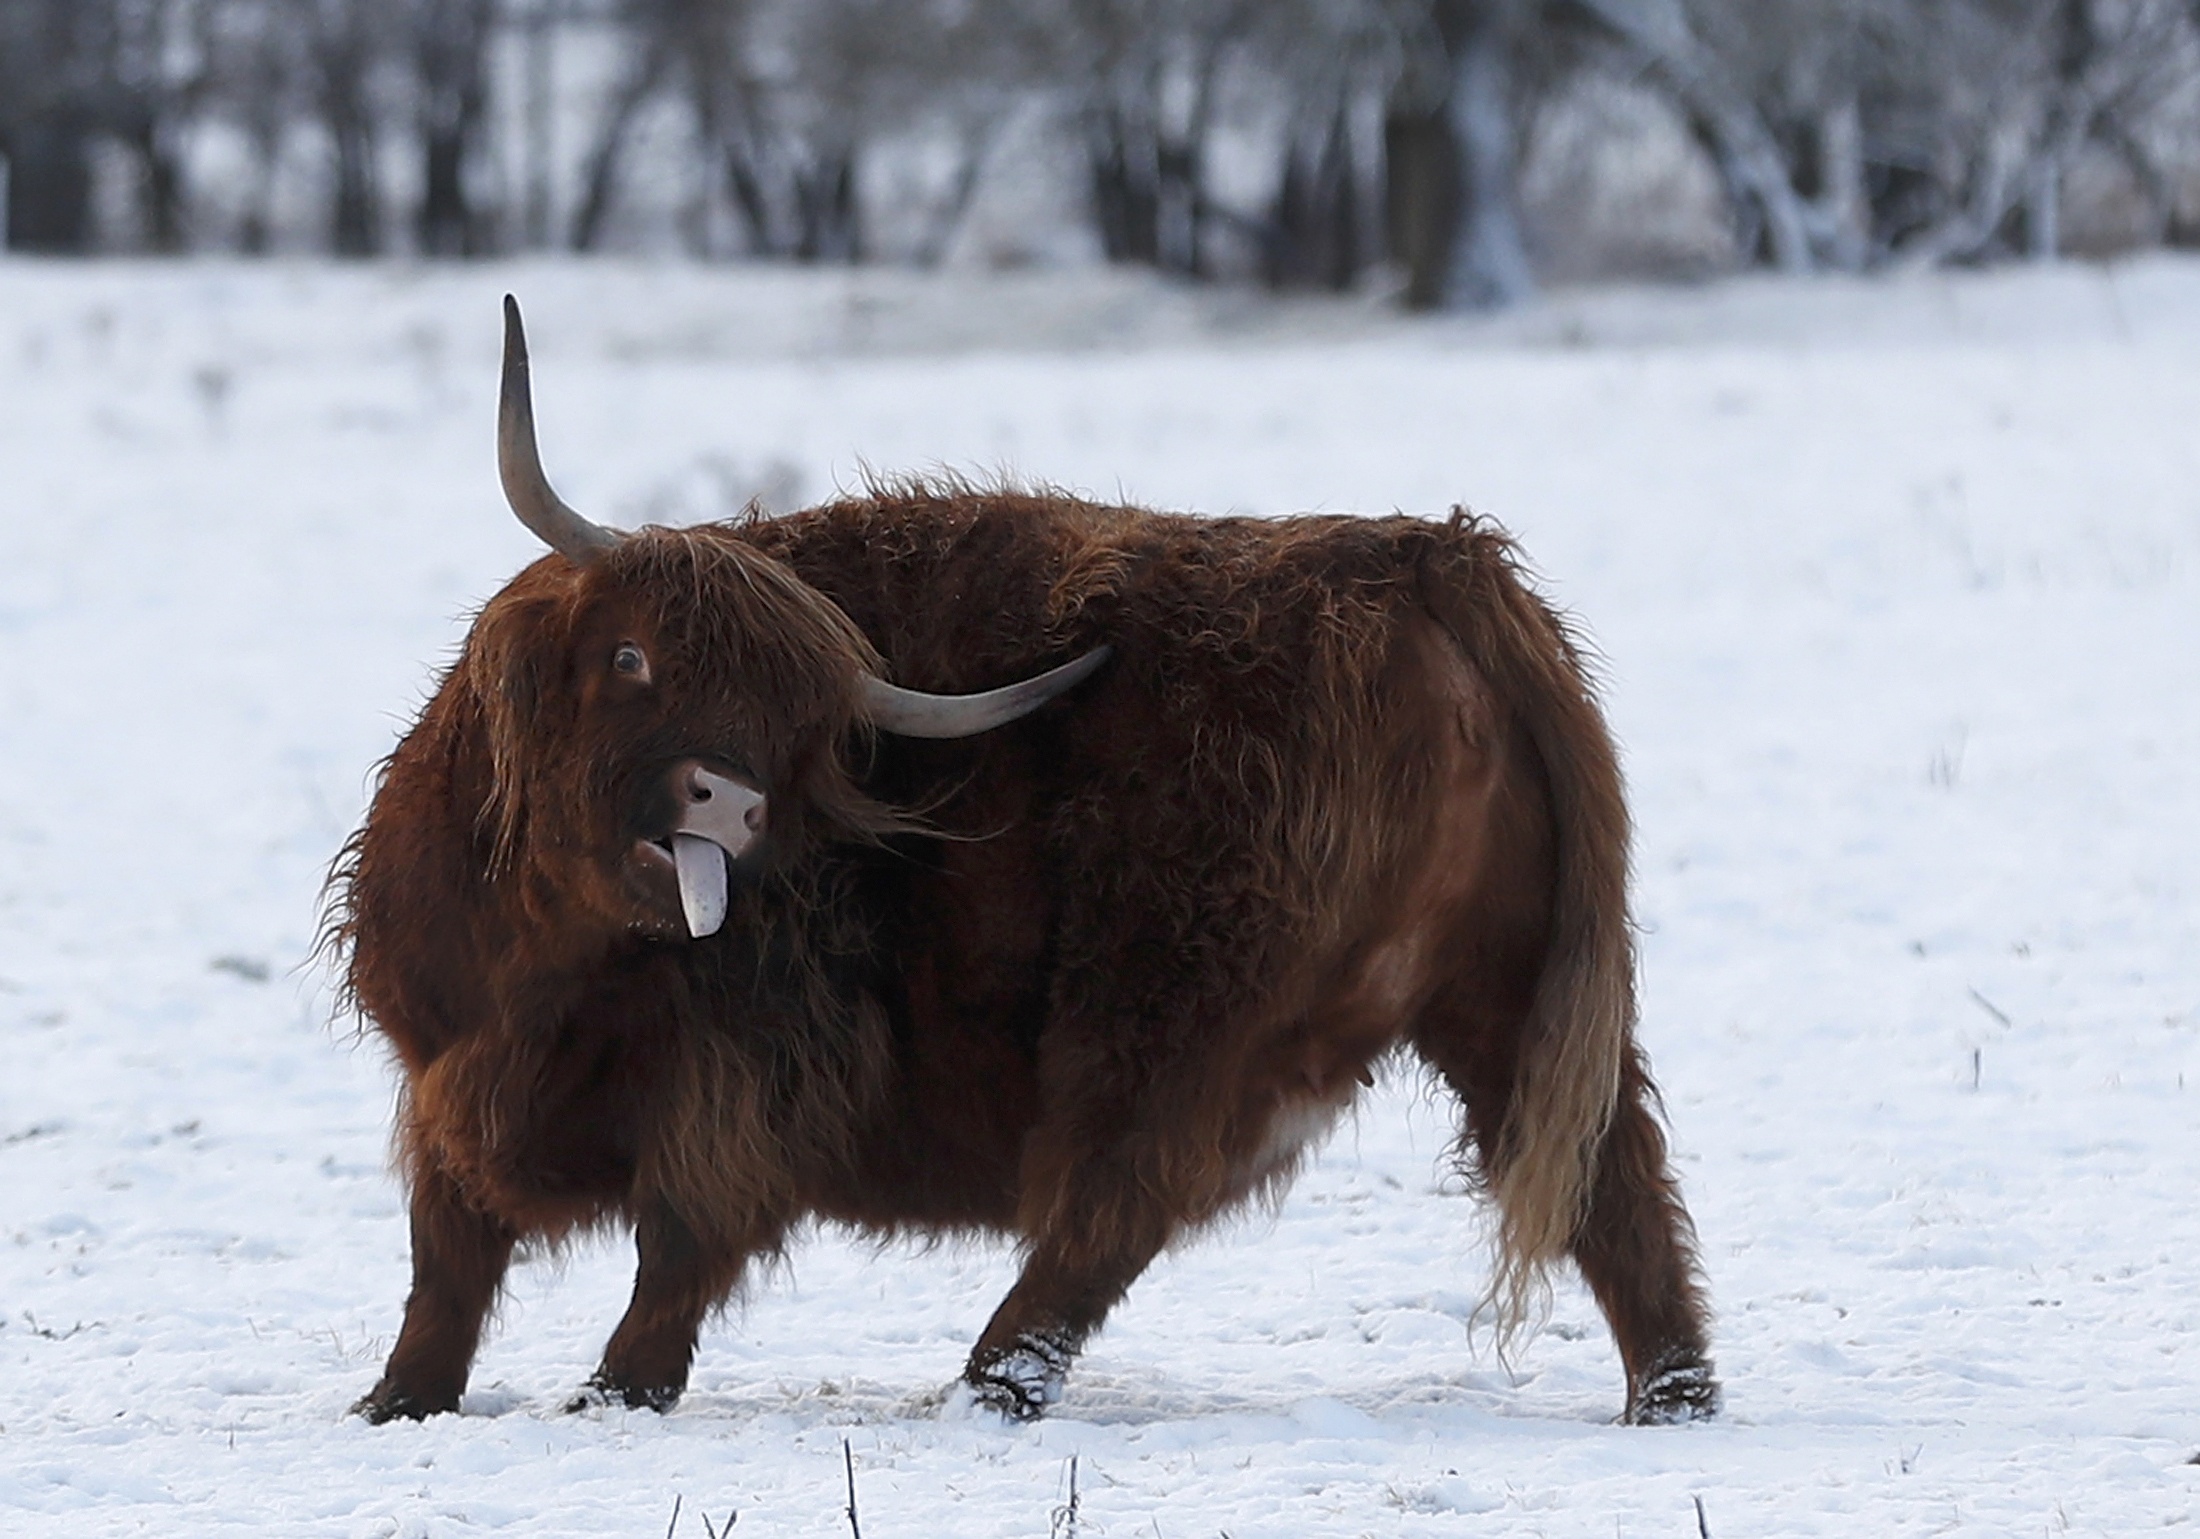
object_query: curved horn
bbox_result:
[498,295,621,561]
[861,645,1112,739]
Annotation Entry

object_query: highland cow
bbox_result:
[330,298,1717,1426]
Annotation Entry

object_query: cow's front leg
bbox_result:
[354,1165,516,1423]
[571,1201,763,1413]
[962,1139,1174,1420]
[961,1249,1151,1420]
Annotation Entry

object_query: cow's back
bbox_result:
[742,490,1531,1075]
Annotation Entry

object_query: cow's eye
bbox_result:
[612,643,650,681]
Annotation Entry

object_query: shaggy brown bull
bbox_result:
[329,298,1717,1427]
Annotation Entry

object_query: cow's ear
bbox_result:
[463,589,574,869]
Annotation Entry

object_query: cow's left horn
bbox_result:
[861,646,1112,739]
[498,296,622,561]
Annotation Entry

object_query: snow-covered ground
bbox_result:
[2,255,2196,1537]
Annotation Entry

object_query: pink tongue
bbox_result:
[671,833,728,938]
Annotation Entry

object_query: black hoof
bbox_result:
[963,1333,1073,1422]
[963,1373,1048,1422]
[566,1373,682,1414]
[352,1380,459,1423]
[1625,1359,1721,1425]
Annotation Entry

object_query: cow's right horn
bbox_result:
[860,646,1112,739]
[498,296,622,561]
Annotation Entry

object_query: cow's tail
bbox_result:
[1419,509,1634,1351]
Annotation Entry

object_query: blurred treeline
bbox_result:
[3,0,2198,306]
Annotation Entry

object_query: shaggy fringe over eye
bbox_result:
[608,528,919,852]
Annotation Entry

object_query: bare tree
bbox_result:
[190,0,298,252]
[410,0,496,255]
[1269,97,1366,289]
[1258,0,1391,291]
[2017,0,2192,257]
[1380,0,1594,307]
[1556,0,2200,272]
[898,0,1033,267]
[92,0,224,252]
[1442,0,1540,304]
[574,0,1025,261]
[293,0,392,256]
[1563,0,1818,269]
[1016,0,1271,277]
[569,1,674,252]
[8,0,2200,277]
[574,0,860,259]
[0,2,103,252]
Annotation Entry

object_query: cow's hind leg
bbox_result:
[1415,1007,1717,1424]
[354,1165,517,1422]
[572,1201,776,1413]
[1568,1047,1718,1423]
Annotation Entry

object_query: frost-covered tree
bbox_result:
[570,0,1019,260]
[1562,0,2200,270]
[7,0,2200,280]
[1379,0,1557,308]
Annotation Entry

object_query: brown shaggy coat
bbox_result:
[332,485,1716,1425]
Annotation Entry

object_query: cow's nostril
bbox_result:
[694,785,711,802]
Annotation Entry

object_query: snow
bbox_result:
[3,253,2198,1536]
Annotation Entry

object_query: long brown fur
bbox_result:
[329,483,1716,1426]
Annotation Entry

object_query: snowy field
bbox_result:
[2,254,2197,1537]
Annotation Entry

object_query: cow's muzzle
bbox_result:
[645,763,765,939]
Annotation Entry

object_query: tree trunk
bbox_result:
[720,144,775,256]
[911,116,999,269]
[238,114,282,254]
[1384,105,1458,311]
[1381,0,1532,311]
[2098,117,2172,248]
[2024,0,2098,264]
[1896,119,2031,269]
[1317,105,1362,292]
[307,5,385,259]
[4,116,94,253]
[1088,104,1161,266]
[128,123,189,254]
[1269,104,1362,292]
[1085,35,1234,281]
[414,0,494,258]
[1166,39,1232,280]
[521,6,554,249]
[330,110,380,256]
[419,127,470,255]
[1443,1,1534,309]
[1812,98,1869,270]
[1156,138,1202,275]
[1571,0,1813,273]
[2024,150,2061,261]
[1694,106,1812,271]
[570,46,667,252]
[794,149,859,263]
